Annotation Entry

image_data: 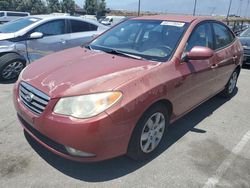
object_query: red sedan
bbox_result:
[13,15,243,162]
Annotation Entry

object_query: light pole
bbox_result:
[138,0,141,16]
[209,7,216,15]
[193,0,197,16]
[226,0,233,21]
[236,0,243,17]
[245,0,250,18]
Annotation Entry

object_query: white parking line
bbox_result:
[203,130,250,188]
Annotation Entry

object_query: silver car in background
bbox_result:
[239,28,250,65]
[0,15,108,81]
[0,11,30,24]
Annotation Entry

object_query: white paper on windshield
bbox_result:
[160,21,185,27]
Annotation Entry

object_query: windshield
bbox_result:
[0,17,41,33]
[240,28,250,37]
[90,20,188,62]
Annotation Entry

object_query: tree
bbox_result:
[0,0,18,11]
[28,0,47,14]
[61,0,75,15]
[16,0,47,14]
[84,0,97,15]
[97,0,106,17]
[47,0,61,13]
[0,0,47,14]
[0,1,10,10]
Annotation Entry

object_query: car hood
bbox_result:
[21,47,161,98]
[0,33,15,41]
[239,37,250,48]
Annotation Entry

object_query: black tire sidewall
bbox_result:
[223,70,239,98]
[127,104,169,161]
[0,53,26,80]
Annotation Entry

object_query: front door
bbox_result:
[173,22,217,116]
[26,19,69,62]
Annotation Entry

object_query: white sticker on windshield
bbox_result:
[160,21,185,27]
[29,18,39,22]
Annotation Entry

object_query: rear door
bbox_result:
[26,19,70,62]
[211,22,240,91]
[66,19,99,48]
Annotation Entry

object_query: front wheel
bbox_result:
[0,53,26,81]
[127,104,169,161]
[220,69,239,98]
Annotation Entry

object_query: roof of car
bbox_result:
[132,14,212,23]
[28,15,105,27]
[31,15,83,20]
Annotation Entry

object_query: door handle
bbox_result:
[233,55,238,63]
[211,64,218,69]
[60,39,66,44]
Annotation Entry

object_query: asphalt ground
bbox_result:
[0,67,250,188]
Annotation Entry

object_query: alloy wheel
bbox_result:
[1,61,24,80]
[140,112,166,153]
[228,72,238,94]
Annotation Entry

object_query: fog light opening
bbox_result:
[65,146,96,157]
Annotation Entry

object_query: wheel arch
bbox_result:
[0,52,26,62]
[152,99,173,119]
[235,65,241,74]
[134,98,174,128]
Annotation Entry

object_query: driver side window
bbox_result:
[186,23,213,52]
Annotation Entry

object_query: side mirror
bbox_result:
[29,32,43,39]
[184,46,214,61]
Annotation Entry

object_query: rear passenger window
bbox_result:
[186,23,213,52]
[0,12,4,17]
[89,23,98,31]
[70,20,98,33]
[33,20,66,36]
[212,23,235,50]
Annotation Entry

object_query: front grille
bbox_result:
[19,82,50,115]
[18,114,68,155]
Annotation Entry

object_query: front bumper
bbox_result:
[243,55,250,64]
[13,83,132,162]
[243,48,250,64]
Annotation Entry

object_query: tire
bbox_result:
[220,69,239,98]
[127,104,169,161]
[0,53,26,81]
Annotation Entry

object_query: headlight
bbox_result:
[53,91,122,119]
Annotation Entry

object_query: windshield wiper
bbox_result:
[84,44,92,50]
[84,46,145,60]
[106,49,144,60]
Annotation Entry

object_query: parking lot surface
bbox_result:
[0,68,250,188]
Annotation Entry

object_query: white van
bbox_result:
[81,15,97,21]
[101,16,126,26]
[0,11,30,24]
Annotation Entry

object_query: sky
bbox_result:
[75,0,250,17]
